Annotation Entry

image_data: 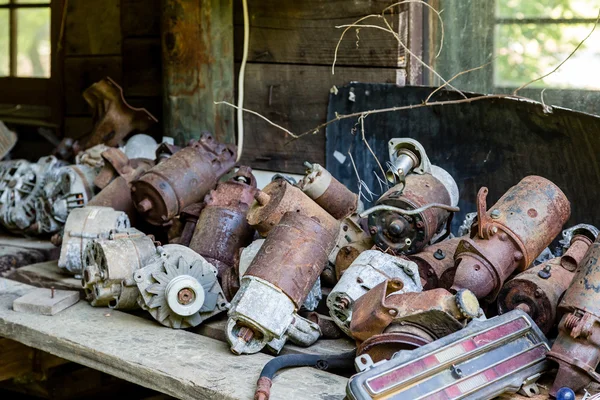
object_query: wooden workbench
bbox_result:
[0,277,348,399]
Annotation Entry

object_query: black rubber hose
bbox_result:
[254,350,356,400]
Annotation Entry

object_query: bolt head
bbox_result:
[490,209,501,219]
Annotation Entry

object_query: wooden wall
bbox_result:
[62,0,417,173]
[63,0,161,141]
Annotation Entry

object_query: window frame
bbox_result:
[0,0,64,125]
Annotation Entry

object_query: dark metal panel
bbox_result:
[325,84,600,232]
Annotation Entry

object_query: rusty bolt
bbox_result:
[434,249,446,260]
[340,298,350,309]
[389,220,405,236]
[237,326,255,342]
[51,286,55,299]
[416,221,424,229]
[137,198,153,212]
[499,233,508,241]
[514,251,523,261]
[254,191,271,206]
[534,289,543,298]
[177,288,195,305]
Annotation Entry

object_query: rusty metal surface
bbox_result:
[88,156,154,223]
[367,173,452,255]
[498,234,592,334]
[298,163,358,219]
[247,180,340,237]
[407,236,462,290]
[81,77,158,149]
[131,133,236,225]
[349,278,479,361]
[189,167,257,276]
[299,311,344,339]
[452,176,571,301]
[546,237,600,394]
[356,332,432,363]
[174,202,205,246]
[245,212,336,308]
[548,312,600,395]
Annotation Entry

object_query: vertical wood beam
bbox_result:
[8,0,16,76]
[161,0,234,146]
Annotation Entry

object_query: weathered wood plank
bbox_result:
[162,0,235,146]
[122,38,162,98]
[65,0,122,56]
[6,261,81,293]
[232,0,407,68]
[237,63,401,174]
[0,278,347,400]
[195,318,355,356]
[64,56,123,116]
[121,0,161,38]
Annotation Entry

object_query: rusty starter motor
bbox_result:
[498,224,597,334]
[547,235,600,395]
[451,176,571,301]
[188,166,257,277]
[226,212,337,354]
[363,138,460,255]
[131,133,236,225]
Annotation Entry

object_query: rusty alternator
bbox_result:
[135,244,228,329]
[327,250,422,336]
[497,224,597,334]
[82,228,157,309]
[350,278,481,362]
[58,206,130,275]
[451,176,571,301]
[131,133,236,225]
[226,212,337,354]
[364,138,459,255]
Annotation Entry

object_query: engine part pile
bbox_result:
[6,115,600,400]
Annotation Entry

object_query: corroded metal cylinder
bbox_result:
[226,212,337,354]
[406,236,462,290]
[367,170,456,255]
[498,232,594,334]
[548,237,600,395]
[188,167,257,276]
[131,133,236,225]
[452,176,570,301]
[245,212,336,308]
[246,179,339,237]
[298,162,358,219]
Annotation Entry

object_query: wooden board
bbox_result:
[238,63,401,174]
[122,38,162,98]
[6,261,81,293]
[161,0,235,146]
[195,318,355,356]
[232,0,407,68]
[325,84,600,232]
[65,0,122,56]
[0,278,347,399]
[64,56,123,116]
[121,0,161,38]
